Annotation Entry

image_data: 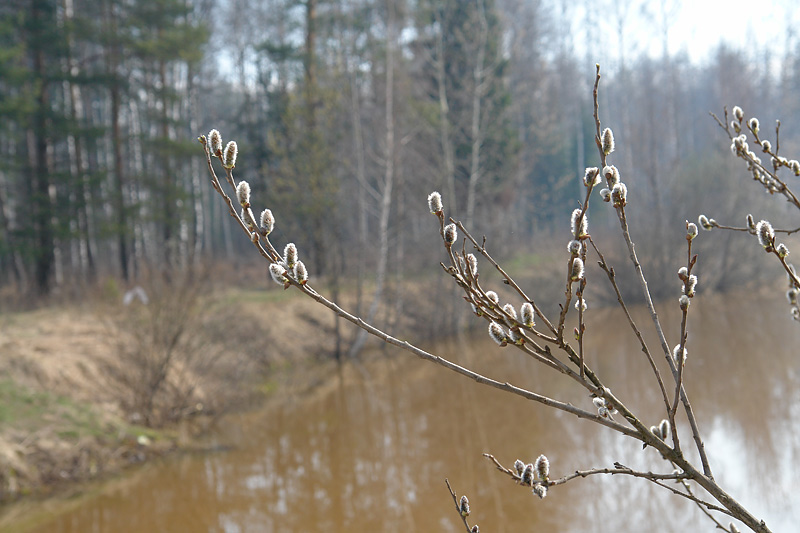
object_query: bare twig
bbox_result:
[483,454,730,516]
[445,479,473,533]
[586,236,671,415]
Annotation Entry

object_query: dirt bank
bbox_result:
[0,282,348,503]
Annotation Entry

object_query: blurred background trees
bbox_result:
[0,0,797,302]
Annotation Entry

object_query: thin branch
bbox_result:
[592,68,713,480]
[711,110,800,210]
[454,220,557,336]
[445,479,473,533]
[670,237,694,425]
[483,454,730,516]
[711,222,800,235]
[586,236,671,414]
[675,474,737,531]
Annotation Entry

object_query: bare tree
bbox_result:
[348,0,398,358]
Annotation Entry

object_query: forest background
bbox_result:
[3,0,800,310]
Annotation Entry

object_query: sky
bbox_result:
[568,0,799,70]
[666,0,797,62]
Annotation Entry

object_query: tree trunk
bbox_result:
[30,1,55,295]
[348,1,396,359]
[108,23,130,281]
[465,0,488,230]
[159,58,175,270]
[434,8,457,214]
[62,0,96,283]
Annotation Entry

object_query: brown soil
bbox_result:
[0,284,344,504]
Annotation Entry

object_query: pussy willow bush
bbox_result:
[198,66,795,533]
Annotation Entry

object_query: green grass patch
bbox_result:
[498,251,551,275]
[0,379,162,444]
[0,380,53,429]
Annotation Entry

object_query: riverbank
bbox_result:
[0,281,349,504]
[0,245,568,504]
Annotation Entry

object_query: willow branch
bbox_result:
[483,454,729,516]
[587,236,671,414]
[592,68,712,480]
[445,479,473,533]
[453,220,557,336]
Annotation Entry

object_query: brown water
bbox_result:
[2,291,799,532]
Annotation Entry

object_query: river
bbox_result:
[2,291,799,532]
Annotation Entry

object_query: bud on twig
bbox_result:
[748,117,759,134]
[466,253,478,277]
[236,180,251,207]
[223,141,238,168]
[284,243,298,269]
[535,454,549,480]
[686,222,698,240]
[679,294,690,310]
[570,257,585,281]
[242,208,256,231]
[520,302,535,327]
[611,183,627,207]
[568,240,582,256]
[260,209,274,234]
[208,129,223,155]
[444,223,457,247]
[269,263,287,286]
[584,167,600,186]
[731,135,748,155]
[485,291,499,307]
[746,214,756,234]
[459,495,470,517]
[602,165,619,186]
[659,419,671,439]
[776,243,790,258]
[293,261,308,285]
[732,106,744,121]
[685,275,698,297]
[488,322,507,346]
[673,344,687,365]
[756,220,774,250]
[521,463,534,486]
[698,215,713,231]
[571,209,588,238]
[428,191,443,214]
[601,127,615,155]
[514,459,526,476]
[502,303,517,326]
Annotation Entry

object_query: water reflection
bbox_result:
[5,291,800,532]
